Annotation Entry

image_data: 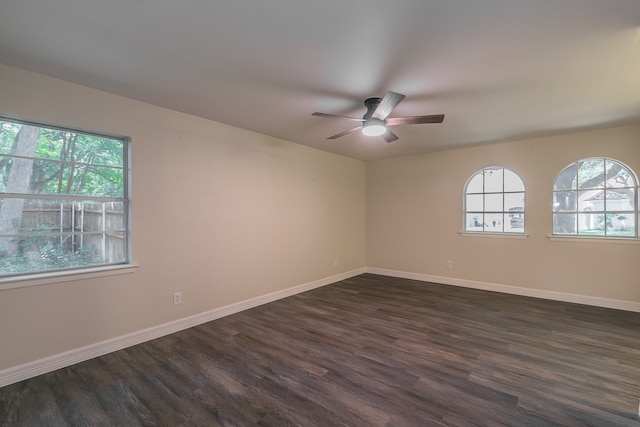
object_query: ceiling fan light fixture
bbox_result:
[362,119,386,136]
[313,91,444,141]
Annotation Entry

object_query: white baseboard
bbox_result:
[0,268,366,388]
[366,267,640,313]
[4,266,636,388]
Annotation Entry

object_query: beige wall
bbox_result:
[367,124,640,303]
[0,64,366,370]
[1,62,639,376]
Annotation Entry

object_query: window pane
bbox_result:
[554,163,577,190]
[553,213,576,234]
[578,213,605,235]
[606,189,634,211]
[577,190,603,212]
[605,161,634,189]
[466,213,484,231]
[0,199,125,234]
[0,199,126,275]
[504,192,524,212]
[507,212,524,231]
[1,159,124,198]
[607,213,635,236]
[466,194,483,211]
[0,122,22,155]
[504,169,524,192]
[0,126,123,167]
[484,168,503,193]
[466,172,483,193]
[578,159,605,189]
[484,193,503,212]
[484,213,503,232]
[553,191,576,212]
[0,233,125,276]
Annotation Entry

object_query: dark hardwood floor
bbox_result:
[2,273,640,426]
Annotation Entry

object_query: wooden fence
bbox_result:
[20,201,125,263]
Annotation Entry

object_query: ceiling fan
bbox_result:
[312,91,444,143]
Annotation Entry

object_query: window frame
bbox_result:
[0,116,132,282]
[463,166,526,235]
[552,157,638,239]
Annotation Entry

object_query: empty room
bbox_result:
[1,1,639,425]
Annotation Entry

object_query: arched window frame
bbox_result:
[463,166,526,234]
[552,158,638,239]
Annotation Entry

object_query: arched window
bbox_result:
[553,158,638,238]
[464,167,525,233]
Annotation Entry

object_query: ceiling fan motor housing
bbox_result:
[363,97,383,120]
[312,91,443,142]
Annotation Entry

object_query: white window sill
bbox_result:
[459,231,529,239]
[547,235,640,245]
[0,264,139,291]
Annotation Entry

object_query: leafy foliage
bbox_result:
[0,119,124,197]
[0,237,103,275]
[553,158,637,236]
[1,119,127,275]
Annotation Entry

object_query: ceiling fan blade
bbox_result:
[312,112,364,122]
[372,91,406,120]
[327,126,362,139]
[382,130,399,143]
[386,114,445,126]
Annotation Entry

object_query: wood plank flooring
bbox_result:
[2,273,640,426]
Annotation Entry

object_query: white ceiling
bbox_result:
[1,1,639,161]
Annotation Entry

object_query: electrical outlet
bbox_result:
[173,292,182,305]
[334,258,340,266]
[447,260,453,269]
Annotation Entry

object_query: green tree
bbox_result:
[29,129,124,197]
[0,124,41,255]
[553,159,624,234]
[1,119,126,274]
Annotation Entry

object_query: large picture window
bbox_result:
[464,166,525,233]
[0,117,130,277]
[552,158,638,238]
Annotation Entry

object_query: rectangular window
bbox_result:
[0,117,130,278]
